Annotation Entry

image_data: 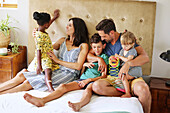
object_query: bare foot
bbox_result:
[68,101,81,112]
[121,93,131,98]
[23,93,45,107]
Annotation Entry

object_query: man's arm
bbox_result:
[87,49,107,75]
[119,46,149,76]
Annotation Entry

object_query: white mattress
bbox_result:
[0,90,143,113]
[3,51,143,113]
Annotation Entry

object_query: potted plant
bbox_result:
[0,14,17,48]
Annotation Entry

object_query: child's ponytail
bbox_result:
[33,12,41,21]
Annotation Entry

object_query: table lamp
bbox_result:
[160,50,170,86]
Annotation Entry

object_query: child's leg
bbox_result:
[24,81,81,107]
[0,69,28,92]
[44,68,54,92]
[121,74,131,98]
[68,83,93,112]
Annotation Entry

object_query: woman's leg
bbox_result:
[24,81,81,107]
[0,80,33,95]
[68,83,93,112]
[92,79,123,96]
[0,69,28,92]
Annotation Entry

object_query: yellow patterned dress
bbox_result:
[34,31,59,71]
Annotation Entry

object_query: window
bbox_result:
[0,0,17,8]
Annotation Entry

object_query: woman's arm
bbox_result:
[50,43,89,70]
[52,37,65,50]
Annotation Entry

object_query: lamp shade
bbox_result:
[160,50,170,62]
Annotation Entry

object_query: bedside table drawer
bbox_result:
[0,58,12,70]
[150,77,170,113]
[0,46,27,83]
[0,71,12,83]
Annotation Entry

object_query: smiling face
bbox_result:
[98,30,113,43]
[91,41,104,56]
[66,20,75,36]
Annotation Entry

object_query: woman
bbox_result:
[0,14,89,94]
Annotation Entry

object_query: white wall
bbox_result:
[0,0,29,46]
[151,0,170,78]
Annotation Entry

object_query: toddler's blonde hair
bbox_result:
[121,31,137,45]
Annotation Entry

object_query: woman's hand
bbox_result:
[78,79,90,88]
[83,62,95,69]
[36,65,42,74]
[47,51,59,63]
[53,9,60,19]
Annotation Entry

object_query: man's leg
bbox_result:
[24,81,81,107]
[133,81,151,113]
[68,83,93,112]
[92,79,123,96]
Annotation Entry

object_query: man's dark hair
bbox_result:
[96,19,116,34]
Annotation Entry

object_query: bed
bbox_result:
[0,0,156,113]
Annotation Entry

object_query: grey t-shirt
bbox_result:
[119,47,142,78]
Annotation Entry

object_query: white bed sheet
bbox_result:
[0,90,143,113]
[6,51,143,113]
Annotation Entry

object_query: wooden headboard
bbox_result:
[28,0,156,75]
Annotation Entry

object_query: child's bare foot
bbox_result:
[23,93,45,107]
[121,93,131,98]
[68,101,81,112]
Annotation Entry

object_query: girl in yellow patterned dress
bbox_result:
[33,10,60,92]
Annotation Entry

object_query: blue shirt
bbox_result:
[104,33,139,57]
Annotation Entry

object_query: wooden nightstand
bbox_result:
[150,77,170,113]
[0,46,27,83]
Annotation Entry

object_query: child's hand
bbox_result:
[36,66,42,74]
[53,9,60,19]
[83,62,95,69]
[115,53,119,58]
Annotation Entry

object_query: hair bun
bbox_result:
[33,12,41,20]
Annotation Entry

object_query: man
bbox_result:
[87,19,151,113]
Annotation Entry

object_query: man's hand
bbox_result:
[119,61,130,77]
[98,57,107,75]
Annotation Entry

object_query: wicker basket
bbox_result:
[0,31,10,48]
